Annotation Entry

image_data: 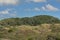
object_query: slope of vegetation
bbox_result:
[0,24,60,40]
[0,15,60,40]
[0,15,60,26]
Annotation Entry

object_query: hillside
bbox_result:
[0,15,60,40]
[0,24,60,40]
[0,15,60,26]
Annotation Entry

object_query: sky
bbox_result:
[0,0,60,19]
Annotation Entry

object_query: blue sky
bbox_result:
[0,0,60,19]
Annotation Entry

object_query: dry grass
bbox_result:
[0,24,60,40]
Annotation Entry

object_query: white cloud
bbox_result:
[41,4,59,11]
[25,8,40,11]
[34,8,40,11]
[10,13,16,17]
[0,8,16,15]
[25,4,59,12]
[41,6,46,10]
[26,0,46,2]
[0,10,9,14]
[46,4,59,11]
[0,0,19,5]
[0,8,17,19]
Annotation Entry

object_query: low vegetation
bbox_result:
[0,15,60,26]
[0,24,60,40]
[0,15,60,40]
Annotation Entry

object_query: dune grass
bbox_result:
[0,24,60,40]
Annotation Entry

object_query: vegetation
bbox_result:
[0,15,60,40]
[0,24,60,40]
[0,15,60,26]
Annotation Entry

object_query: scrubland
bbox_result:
[0,24,60,40]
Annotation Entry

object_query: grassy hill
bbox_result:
[0,15,60,26]
[0,15,60,40]
[0,24,60,40]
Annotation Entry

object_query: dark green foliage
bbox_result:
[28,38,33,40]
[0,15,60,26]
[8,30,13,33]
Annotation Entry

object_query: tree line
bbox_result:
[0,15,60,26]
